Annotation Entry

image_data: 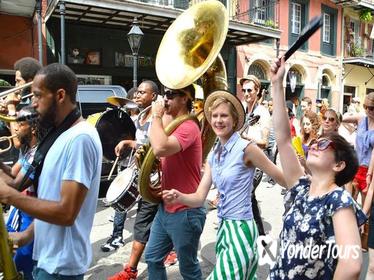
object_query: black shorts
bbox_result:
[133,199,159,244]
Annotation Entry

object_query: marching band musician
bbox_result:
[239,75,271,237]
[0,63,102,279]
[0,57,42,155]
[2,106,40,279]
[107,80,161,280]
[144,84,205,280]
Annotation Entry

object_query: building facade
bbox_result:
[335,0,374,112]
[237,0,343,115]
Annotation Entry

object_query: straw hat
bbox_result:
[204,90,245,131]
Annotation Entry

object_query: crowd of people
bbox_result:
[0,54,373,280]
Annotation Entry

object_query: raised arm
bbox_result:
[342,113,364,124]
[270,57,304,188]
[243,143,286,187]
[150,100,182,157]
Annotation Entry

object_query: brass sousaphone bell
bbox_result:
[138,0,229,203]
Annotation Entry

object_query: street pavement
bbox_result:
[85,179,285,280]
[2,177,369,279]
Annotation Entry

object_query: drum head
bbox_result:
[96,109,136,161]
[106,168,135,203]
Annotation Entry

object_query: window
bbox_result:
[321,5,337,56]
[291,3,301,34]
[255,0,267,23]
[323,13,331,43]
[251,0,274,25]
[248,63,267,80]
[288,1,309,51]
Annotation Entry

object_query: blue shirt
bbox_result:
[33,121,102,275]
[208,132,255,221]
[356,116,374,166]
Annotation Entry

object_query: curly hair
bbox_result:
[300,111,320,144]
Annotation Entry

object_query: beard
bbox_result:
[38,99,57,130]
[18,131,32,146]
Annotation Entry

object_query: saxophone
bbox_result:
[0,204,22,279]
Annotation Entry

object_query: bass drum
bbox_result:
[87,108,136,161]
[105,167,140,212]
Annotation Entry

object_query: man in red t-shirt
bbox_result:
[145,84,206,280]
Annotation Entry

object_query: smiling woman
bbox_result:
[162,90,286,279]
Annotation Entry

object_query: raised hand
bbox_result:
[270,56,286,85]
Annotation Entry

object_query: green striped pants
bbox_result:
[207,219,258,280]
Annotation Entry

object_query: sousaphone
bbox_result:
[138,0,229,203]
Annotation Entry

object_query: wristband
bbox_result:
[152,114,162,119]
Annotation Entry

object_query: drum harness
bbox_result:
[18,107,81,193]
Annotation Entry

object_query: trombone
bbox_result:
[0,135,17,154]
[0,82,34,122]
[0,81,33,99]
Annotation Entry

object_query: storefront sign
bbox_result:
[115,52,154,68]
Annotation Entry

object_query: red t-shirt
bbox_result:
[161,120,202,213]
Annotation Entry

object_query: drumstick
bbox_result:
[108,156,120,181]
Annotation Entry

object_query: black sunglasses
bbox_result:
[242,88,254,93]
[164,90,185,100]
[322,116,336,122]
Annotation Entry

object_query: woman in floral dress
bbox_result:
[269,57,367,279]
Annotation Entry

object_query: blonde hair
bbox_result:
[209,97,240,130]
[365,92,374,104]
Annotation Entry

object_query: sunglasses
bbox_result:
[309,138,335,152]
[352,101,360,104]
[322,116,336,122]
[164,90,185,100]
[364,104,374,112]
[242,88,254,93]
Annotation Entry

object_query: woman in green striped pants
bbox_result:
[163,90,286,279]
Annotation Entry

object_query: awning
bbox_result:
[45,0,281,46]
[0,0,36,17]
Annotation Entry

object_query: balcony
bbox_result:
[333,0,374,10]
[231,0,279,29]
[344,38,374,67]
[46,0,280,45]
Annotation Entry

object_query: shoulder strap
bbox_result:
[18,108,81,193]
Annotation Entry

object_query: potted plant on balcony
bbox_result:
[350,42,364,57]
[360,9,373,23]
[264,19,277,28]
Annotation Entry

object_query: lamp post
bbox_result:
[127,18,144,89]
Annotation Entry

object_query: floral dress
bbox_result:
[270,177,367,279]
